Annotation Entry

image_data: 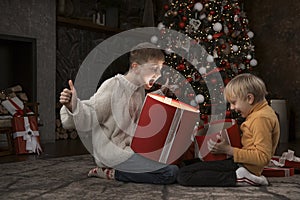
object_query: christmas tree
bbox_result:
[156,0,258,122]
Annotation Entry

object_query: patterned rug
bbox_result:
[0,154,300,200]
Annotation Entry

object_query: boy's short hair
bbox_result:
[130,42,165,65]
[224,73,267,104]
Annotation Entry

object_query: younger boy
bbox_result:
[60,42,178,184]
[176,73,280,186]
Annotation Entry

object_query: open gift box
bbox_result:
[195,119,242,161]
[131,93,199,164]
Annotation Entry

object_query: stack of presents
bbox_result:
[131,93,299,178]
[0,85,42,155]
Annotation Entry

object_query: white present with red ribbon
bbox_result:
[1,96,34,117]
[194,119,242,161]
[11,116,42,154]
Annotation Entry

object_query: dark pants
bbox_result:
[177,158,238,187]
[115,165,179,184]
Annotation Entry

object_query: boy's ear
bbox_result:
[247,93,255,104]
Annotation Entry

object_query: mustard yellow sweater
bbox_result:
[233,100,280,176]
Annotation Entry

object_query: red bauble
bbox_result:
[182,16,188,22]
[163,4,169,11]
[176,63,186,71]
[226,110,231,118]
[224,78,230,85]
[210,10,215,15]
[186,77,193,83]
[221,44,227,49]
[179,21,185,29]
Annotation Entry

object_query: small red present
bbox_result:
[195,119,242,161]
[11,116,42,154]
[262,167,294,177]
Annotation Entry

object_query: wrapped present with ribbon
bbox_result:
[11,116,42,154]
[194,119,242,161]
[271,150,300,170]
[1,96,34,117]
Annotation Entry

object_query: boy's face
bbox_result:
[134,60,164,90]
[228,94,254,118]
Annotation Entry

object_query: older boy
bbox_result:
[177,73,280,186]
[60,42,178,184]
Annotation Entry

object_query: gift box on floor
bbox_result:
[131,93,199,164]
[195,119,242,161]
[11,116,42,154]
[262,167,294,177]
[271,150,300,170]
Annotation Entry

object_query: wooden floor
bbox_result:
[1,138,300,164]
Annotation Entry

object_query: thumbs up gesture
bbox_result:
[59,80,77,112]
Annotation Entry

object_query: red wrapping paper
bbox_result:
[195,119,242,161]
[131,93,199,164]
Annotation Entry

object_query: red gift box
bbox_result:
[131,93,199,164]
[262,167,294,177]
[195,119,242,161]
[11,116,42,154]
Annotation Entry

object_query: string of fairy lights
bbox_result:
[153,0,257,119]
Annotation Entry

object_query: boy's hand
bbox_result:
[59,80,77,112]
[208,134,234,156]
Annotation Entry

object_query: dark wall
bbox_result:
[0,0,56,143]
[244,0,300,139]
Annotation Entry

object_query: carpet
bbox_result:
[1,154,300,200]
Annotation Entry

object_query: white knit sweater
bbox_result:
[60,74,146,168]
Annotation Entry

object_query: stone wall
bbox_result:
[0,0,56,143]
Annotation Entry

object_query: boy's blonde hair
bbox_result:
[130,42,165,65]
[224,73,267,104]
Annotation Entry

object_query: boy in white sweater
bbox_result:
[59,42,178,184]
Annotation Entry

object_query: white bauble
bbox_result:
[200,14,206,20]
[206,55,214,63]
[247,31,254,38]
[239,63,246,70]
[195,94,205,104]
[194,2,203,11]
[207,34,213,40]
[232,45,238,52]
[246,54,252,60]
[213,22,222,32]
[198,66,207,74]
[250,59,258,66]
[157,22,165,30]
[150,35,158,44]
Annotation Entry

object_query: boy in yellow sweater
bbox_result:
[177,73,280,186]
